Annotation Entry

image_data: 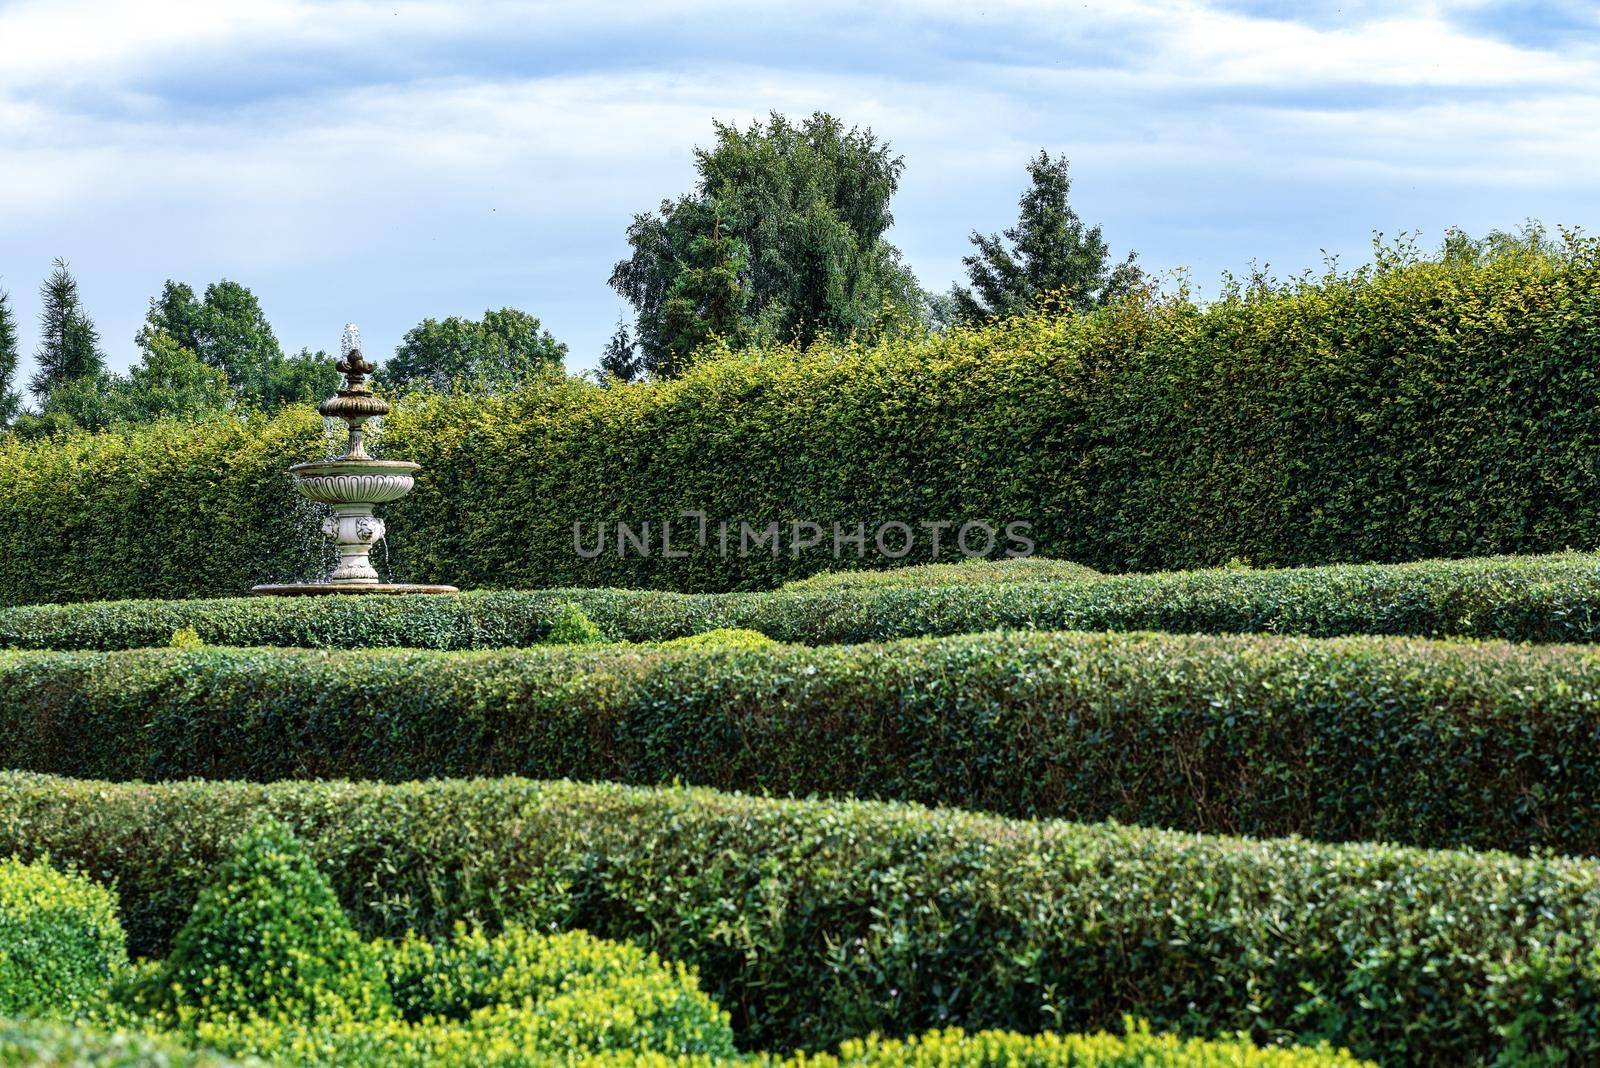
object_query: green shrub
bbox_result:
[12,630,1600,855]
[0,858,126,1019]
[805,1025,1371,1068]
[780,558,1099,591]
[157,910,732,1067]
[167,628,203,650]
[379,924,733,1055]
[657,628,775,649]
[2,240,1598,606]
[4,772,1599,1065]
[127,821,391,1030]
[546,601,606,645]
[0,1019,1373,1068]
[0,1019,255,1066]
[7,551,1600,652]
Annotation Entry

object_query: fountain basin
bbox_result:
[289,458,419,505]
[252,582,459,596]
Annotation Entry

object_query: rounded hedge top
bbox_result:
[0,856,127,1019]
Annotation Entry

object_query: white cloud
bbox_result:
[0,0,1595,377]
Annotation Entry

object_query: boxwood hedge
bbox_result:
[0,857,127,1019]
[5,630,1600,856]
[1,773,1595,1065]
[0,1020,253,1066]
[4,551,1600,651]
[2,239,1597,606]
[0,1020,1369,1067]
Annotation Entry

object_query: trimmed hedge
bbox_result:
[794,1027,1371,1068]
[6,551,1600,651]
[0,858,127,1019]
[3,773,1599,1065]
[0,1020,1369,1068]
[780,558,1100,591]
[0,1020,253,1066]
[2,240,1598,606]
[9,630,1600,855]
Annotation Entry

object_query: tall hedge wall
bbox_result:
[4,773,1599,1065]
[6,631,1600,855]
[2,241,1597,605]
[4,552,1599,650]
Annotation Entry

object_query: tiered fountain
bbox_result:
[253,325,457,596]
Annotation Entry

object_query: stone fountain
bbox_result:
[253,325,457,596]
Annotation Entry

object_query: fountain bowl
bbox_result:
[251,581,460,596]
[289,458,420,505]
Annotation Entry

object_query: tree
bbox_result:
[381,307,566,392]
[600,316,641,382]
[953,151,1140,322]
[105,333,230,425]
[30,258,104,399]
[137,279,283,403]
[262,347,340,408]
[656,215,751,377]
[0,286,18,426]
[610,111,919,378]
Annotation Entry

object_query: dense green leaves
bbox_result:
[139,280,286,404]
[0,1020,253,1066]
[379,309,567,393]
[9,628,1600,855]
[611,112,918,377]
[3,239,1598,600]
[129,820,392,1028]
[0,857,127,1019]
[4,552,1600,649]
[3,773,1597,1063]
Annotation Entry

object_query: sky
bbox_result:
[1,0,1598,386]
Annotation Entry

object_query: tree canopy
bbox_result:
[138,279,291,405]
[610,111,922,378]
[953,151,1140,321]
[380,307,566,392]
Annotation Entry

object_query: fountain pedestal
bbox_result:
[253,325,457,597]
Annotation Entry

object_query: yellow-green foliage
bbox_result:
[793,1023,1369,1068]
[4,239,1598,605]
[198,925,735,1066]
[14,773,1600,1064]
[0,1018,257,1066]
[128,821,392,1030]
[658,628,775,649]
[0,1018,1373,1068]
[116,820,732,1067]
[380,924,734,1056]
[545,601,606,645]
[168,628,204,650]
[781,558,1098,591]
[0,857,127,1019]
[788,1025,1372,1068]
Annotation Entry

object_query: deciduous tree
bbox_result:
[381,307,566,392]
[611,111,920,378]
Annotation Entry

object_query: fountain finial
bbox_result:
[319,321,387,460]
